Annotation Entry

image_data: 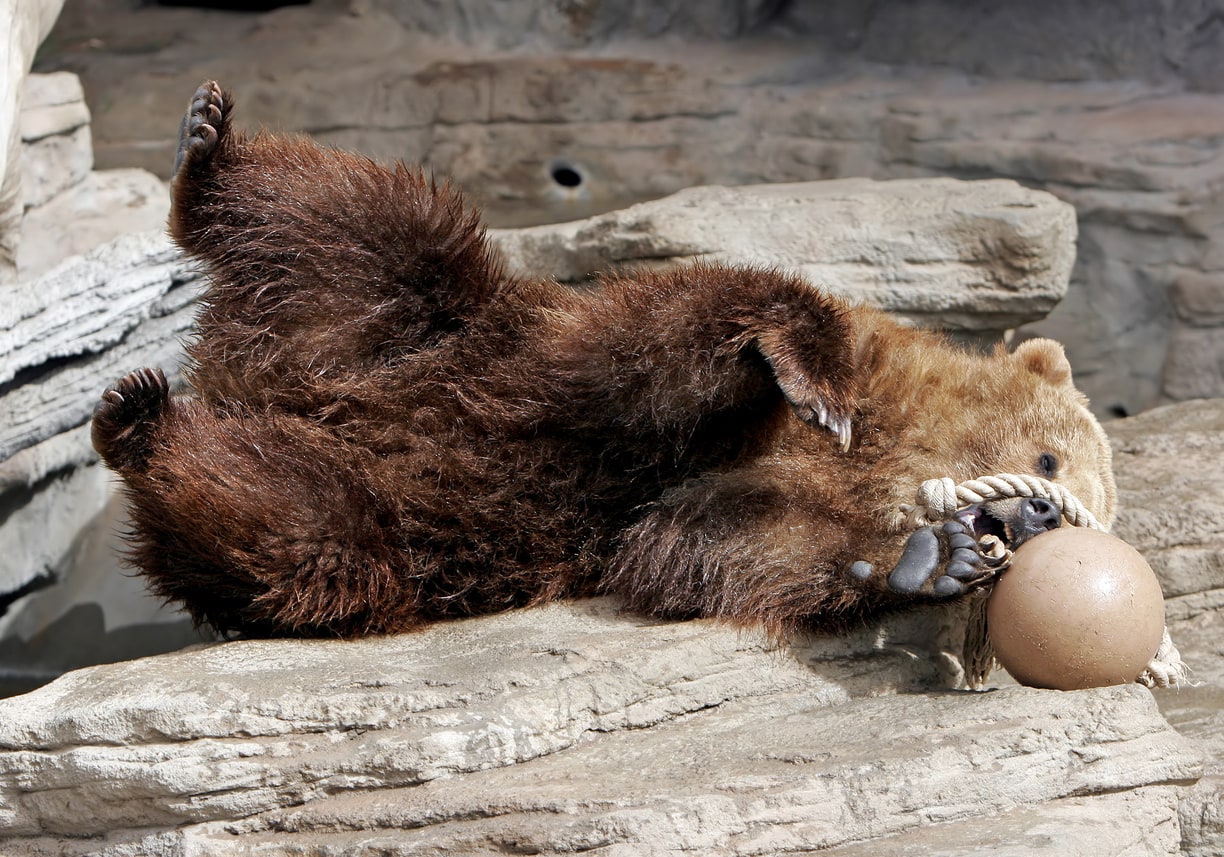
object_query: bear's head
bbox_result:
[953,338,1118,544]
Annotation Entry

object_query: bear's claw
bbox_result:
[783,389,853,452]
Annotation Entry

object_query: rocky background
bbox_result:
[0,0,1222,853]
[36,0,1224,418]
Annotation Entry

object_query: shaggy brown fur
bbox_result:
[93,81,1117,639]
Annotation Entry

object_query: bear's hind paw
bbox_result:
[92,367,170,472]
[173,80,226,179]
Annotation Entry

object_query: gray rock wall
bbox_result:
[369,0,1224,90]
[16,72,168,282]
[37,1,1224,418]
[0,0,64,284]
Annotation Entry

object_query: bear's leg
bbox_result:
[92,371,417,637]
[551,264,858,460]
[604,469,998,632]
[603,463,888,636]
[849,496,1065,598]
[168,80,504,404]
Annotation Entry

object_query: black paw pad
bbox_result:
[875,520,993,600]
[886,526,941,594]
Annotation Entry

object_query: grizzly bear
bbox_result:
[91,81,1116,640]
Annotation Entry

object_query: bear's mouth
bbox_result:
[954,505,1016,547]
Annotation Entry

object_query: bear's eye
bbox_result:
[1036,452,1059,478]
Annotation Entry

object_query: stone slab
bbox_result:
[492,177,1076,336]
[0,601,1202,854]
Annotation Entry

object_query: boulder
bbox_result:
[0,230,200,463]
[17,71,91,210]
[15,71,170,282]
[0,232,206,693]
[492,177,1075,341]
[0,0,65,282]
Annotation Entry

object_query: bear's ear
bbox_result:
[1013,338,1073,387]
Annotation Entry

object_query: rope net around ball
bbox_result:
[899,473,1187,691]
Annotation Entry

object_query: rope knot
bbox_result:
[901,473,1106,532]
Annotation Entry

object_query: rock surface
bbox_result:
[0,231,200,463]
[0,0,64,283]
[0,230,206,694]
[0,601,1203,855]
[16,71,169,281]
[1108,400,1224,857]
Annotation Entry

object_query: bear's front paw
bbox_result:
[849,520,994,598]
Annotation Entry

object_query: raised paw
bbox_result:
[761,353,854,452]
[745,281,857,454]
[849,520,995,599]
[173,80,227,179]
[783,385,853,453]
[92,368,170,472]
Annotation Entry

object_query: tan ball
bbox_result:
[986,527,1165,690]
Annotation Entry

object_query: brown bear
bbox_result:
[91,80,1116,640]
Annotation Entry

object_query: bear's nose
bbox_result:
[1020,498,1062,536]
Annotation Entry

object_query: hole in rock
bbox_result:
[550,163,584,189]
[152,0,311,9]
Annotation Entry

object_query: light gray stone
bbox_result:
[15,166,170,281]
[1162,325,1224,402]
[1108,398,1224,857]
[364,0,789,47]
[1172,271,1224,326]
[0,461,110,599]
[0,0,66,284]
[1109,399,1224,600]
[492,177,1076,338]
[0,232,198,643]
[18,123,90,211]
[18,73,93,213]
[1159,607,1224,857]
[0,230,200,460]
[0,600,1202,855]
[17,71,89,143]
[821,787,1184,857]
[16,69,169,281]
